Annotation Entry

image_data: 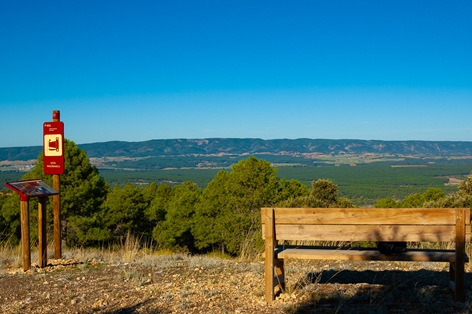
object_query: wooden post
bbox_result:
[264,208,276,303]
[52,110,62,259]
[38,197,47,268]
[20,197,31,271]
[454,208,466,302]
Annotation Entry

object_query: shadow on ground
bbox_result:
[286,269,472,314]
[100,300,149,314]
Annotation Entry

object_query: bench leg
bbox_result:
[265,255,285,303]
[449,262,455,282]
[450,261,466,302]
[449,262,457,296]
[264,207,287,303]
[264,208,276,303]
[264,246,274,303]
[454,209,466,302]
[275,258,285,291]
[455,261,465,302]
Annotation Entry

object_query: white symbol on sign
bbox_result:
[44,135,63,156]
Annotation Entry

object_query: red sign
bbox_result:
[43,121,64,175]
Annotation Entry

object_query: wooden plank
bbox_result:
[272,207,470,226]
[262,208,464,225]
[262,224,461,242]
[277,247,465,262]
[262,224,471,242]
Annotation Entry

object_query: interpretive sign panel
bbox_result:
[43,121,64,174]
[5,179,59,200]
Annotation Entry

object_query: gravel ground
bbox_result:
[1,252,472,314]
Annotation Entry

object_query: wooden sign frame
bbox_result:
[5,179,58,271]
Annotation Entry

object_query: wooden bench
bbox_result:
[261,207,470,303]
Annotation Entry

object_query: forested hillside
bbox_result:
[78,139,472,157]
[2,138,472,207]
[1,139,472,256]
[2,138,472,161]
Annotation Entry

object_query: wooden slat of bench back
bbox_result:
[264,224,471,242]
[261,207,471,242]
[262,208,470,225]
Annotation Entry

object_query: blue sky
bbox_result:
[1,1,471,147]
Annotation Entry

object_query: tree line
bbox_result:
[0,140,471,257]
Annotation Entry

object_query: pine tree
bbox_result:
[18,139,110,246]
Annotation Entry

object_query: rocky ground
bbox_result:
[1,250,472,314]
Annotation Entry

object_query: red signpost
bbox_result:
[44,110,64,259]
[4,110,65,271]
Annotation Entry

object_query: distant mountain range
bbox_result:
[2,138,472,161]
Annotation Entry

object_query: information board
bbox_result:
[5,179,59,200]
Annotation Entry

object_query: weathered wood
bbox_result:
[454,209,466,301]
[261,207,470,226]
[20,200,30,271]
[263,208,275,303]
[53,174,61,259]
[274,258,285,291]
[277,247,468,262]
[261,207,470,304]
[273,274,284,289]
[38,197,47,268]
[262,224,470,242]
[261,208,470,242]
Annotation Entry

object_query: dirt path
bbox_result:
[1,254,471,313]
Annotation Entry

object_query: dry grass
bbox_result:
[0,238,22,270]
[1,239,472,313]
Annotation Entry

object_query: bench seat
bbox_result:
[277,246,470,263]
[262,207,470,303]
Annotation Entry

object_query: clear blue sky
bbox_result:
[1,1,471,148]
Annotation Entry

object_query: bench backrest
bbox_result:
[261,207,471,243]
